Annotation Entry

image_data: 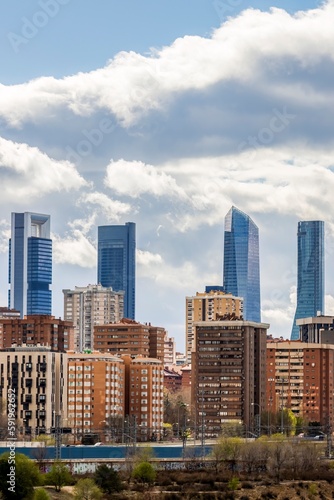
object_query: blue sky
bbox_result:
[1,0,320,83]
[0,0,332,351]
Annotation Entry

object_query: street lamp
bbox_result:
[251,403,261,437]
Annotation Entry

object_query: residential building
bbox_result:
[122,355,164,441]
[63,284,124,352]
[94,318,166,361]
[9,212,52,317]
[97,222,136,320]
[223,206,261,323]
[191,320,269,437]
[185,288,243,364]
[266,339,334,429]
[67,351,125,443]
[296,316,334,344]
[0,315,74,352]
[291,221,325,340]
[164,368,182,393]
[164,332,176,366]
[0,347,67,437]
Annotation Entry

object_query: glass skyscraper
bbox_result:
[223,206,261,322]
[97,222,136,319]
[290,221,324,340]
[9,212,52,317]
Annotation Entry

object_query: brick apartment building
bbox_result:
[192,320,269,437]
[94,318,165,361]
[0,315,74,352]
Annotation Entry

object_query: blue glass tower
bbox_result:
[290,221,324,340]
[9,212,52,317]
[97,222,136,319]
[223,206,261,322]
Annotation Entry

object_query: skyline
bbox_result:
[291,220,325,340]
[0,0,333,351]
[223,206,261,323]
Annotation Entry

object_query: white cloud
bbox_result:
[78,191,133,221]
[0,136,87,203]
[0,2,333,128]
[53,230,96,268]
[104,159,187,199]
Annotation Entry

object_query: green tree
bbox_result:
[93,464,122,494]
[0,452,41,500]
[45,461,72,492]
[74,478,103,500]
[132,461,156,485]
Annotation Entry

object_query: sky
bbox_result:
[0,0,332,352]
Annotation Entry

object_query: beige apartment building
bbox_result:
[0,347,67,437]
[63,284,124,352]
[67,351,125,443]
[192,320,269,437]
[186,289,243,364]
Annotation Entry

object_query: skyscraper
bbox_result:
[9,212,52,317]
[97,222,136,319]
[223,206,261,322]
[290,221,324,340]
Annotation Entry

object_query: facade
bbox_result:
[94,319,166,361]
[223,206,261,323]
[97,223,136,320]
[164,368,182,393]
[0,315,74,352]
[297,316,334,344]
[191,320,269,437]
[266,339,334,429]
[291,221,325,340]
[0,347,67,437]
[122,355,164,442]
[185,288,243,364]
[9,212,52,317]
[67,352,125,443]
[63,284,124,352]
[164,332,176,366]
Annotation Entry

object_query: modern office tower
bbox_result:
[122,355,164,442]
[185,288,243,364]
[8,212,52,318]
[223,206,261,323]
[67,352,125,443]
[0,347,67,437]
[267,338,334,429]
[0,315,74,352]
[290,221,325,340]
[94,318,166,361]
[97,222,136,320]
[191,319,269,437]
[63,284,124,352]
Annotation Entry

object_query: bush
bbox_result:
[0,452,41,500]
[74,478,103,500]
[33,488,50,500]
[228,477,240,491]
[132,461,156,485]
[93,464,122,494]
